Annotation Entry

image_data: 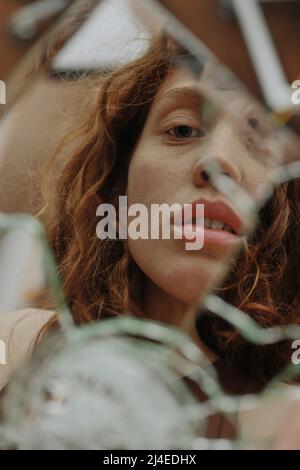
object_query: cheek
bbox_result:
[242,163,271,203]
[127,152,227,306]
[127,138,191,207]
[126,138,234,305]
[127,154,163,205]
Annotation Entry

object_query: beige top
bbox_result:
[0,308,54,391]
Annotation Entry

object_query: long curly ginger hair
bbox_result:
[37,34,300,383]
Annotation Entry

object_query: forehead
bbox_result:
[159,67,200,92]
[151,65,264,125]
[153,67,203,106]
[151,65,236,112]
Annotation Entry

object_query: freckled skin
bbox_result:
[127,68,271,313]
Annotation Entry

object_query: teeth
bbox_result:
[223,224,233,233]
[204,218,234,233]
[211,220,225,230]
[190,218,235,233]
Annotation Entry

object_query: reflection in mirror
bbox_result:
[0,0,300,450]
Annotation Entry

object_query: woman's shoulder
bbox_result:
[0,308,54,391]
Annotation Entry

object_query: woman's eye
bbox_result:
[167,125,204,139]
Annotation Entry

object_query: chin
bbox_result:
[155,258,225,306]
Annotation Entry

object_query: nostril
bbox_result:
[248,117,259,129]
[202,169,231,181]
[201,170,211,181]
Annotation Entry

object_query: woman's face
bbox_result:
[127,67,270,307]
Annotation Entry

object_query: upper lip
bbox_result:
[172,197,245,236]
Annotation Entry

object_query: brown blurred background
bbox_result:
[0,0,70,79]
[161,0,300,100]
[0,0,299,214]
[1,1,300,91]
[0,0,26,78]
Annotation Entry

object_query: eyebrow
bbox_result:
[155,86,204,108]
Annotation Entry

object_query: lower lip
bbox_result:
[172,223,242,247]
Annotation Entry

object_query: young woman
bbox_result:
[1,33,300,406]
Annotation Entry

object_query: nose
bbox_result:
[193,122,242,188]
